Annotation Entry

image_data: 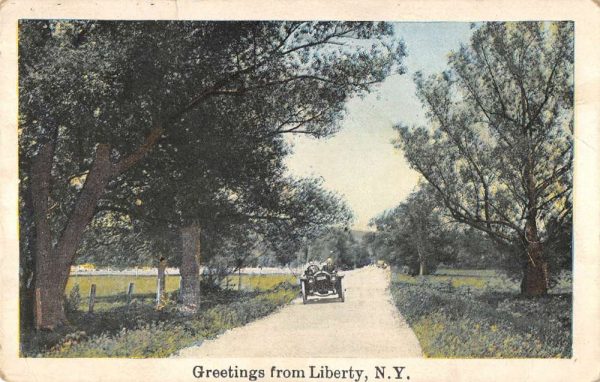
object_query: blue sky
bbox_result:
[285,22,475,230]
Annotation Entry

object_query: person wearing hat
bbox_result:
[322,257,336,273]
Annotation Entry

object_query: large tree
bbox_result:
[19,20,406,328]
[396,22,573,295]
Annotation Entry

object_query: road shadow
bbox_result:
[303,297,344,305]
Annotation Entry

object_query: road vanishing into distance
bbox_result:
[176,266,422,358]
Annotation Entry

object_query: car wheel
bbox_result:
[301,280,307,304]
[337,280,344,302]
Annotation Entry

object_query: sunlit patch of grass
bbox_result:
[67,274,296,296]
[435,268,500,277]
[66,274,296,311]
[393,273,419,284]
[393,270,516,293]
[67,275,180,297]
[450,277,486,289]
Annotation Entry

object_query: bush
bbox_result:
[65,284,81,313]
[390,271,572,358]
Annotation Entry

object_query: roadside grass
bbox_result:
[23,276,298,357]
[390,269,572,358]
[224,274,297,291]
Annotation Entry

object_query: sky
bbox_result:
[284,23,475,231]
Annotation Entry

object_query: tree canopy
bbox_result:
[19,20,406,328]
[395,22,573,295]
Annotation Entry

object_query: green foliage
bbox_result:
[368,185,457,274]
[390,269,572,358]
[305,228,370,269]
[451,228,507,269]
[65,284,81,313]
[25,279,297,357]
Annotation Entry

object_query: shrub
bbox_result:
[65,284,82,312]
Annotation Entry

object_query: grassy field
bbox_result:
[67,275,181,297]
[67,274,296,295]
[390,268,572,358]
[65,274,296,311]
[23,274,298,357]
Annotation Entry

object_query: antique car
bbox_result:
[299,263,344,304]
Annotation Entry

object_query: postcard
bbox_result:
[1,1,599,381]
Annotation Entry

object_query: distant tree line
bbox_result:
[298,228,371,270]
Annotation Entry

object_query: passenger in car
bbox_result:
[322,257,336,273]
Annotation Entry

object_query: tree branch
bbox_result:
[112,126,165,175]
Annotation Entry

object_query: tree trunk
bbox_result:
[34,266,70,329]
[30,140,58,329]
[418,259,427,276]
[29,127,163,329]
[520,148,549,297]
[520,219,548,296]
[415,229,428,276]
[179,224,201,308]
[32,144,115,329]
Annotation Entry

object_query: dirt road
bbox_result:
[175,266,422,358]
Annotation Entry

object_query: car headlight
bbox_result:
[308,279,314,283]
[331,276,336,282]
